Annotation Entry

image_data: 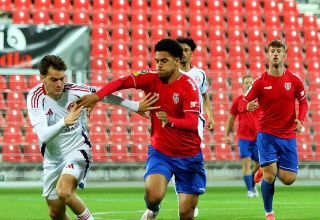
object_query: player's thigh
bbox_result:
[178,193,199,213]
[145,174,168,199]
[277,137,298,174]
[238,139,253,159]
[257,132,278,166]
[56,174,78,193]
[278,169,297,185]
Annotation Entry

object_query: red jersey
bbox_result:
[96,70,202,157]
[231,95,259,141]
[240,69,308,138]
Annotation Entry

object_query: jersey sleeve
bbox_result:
[294,76,307,101]
[27,90,47,126]
[230,97,240,116]
[199,70,208,95]
[183,78,200,113]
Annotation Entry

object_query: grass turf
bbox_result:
[0,185,319,220]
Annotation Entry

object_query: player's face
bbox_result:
[267,46,286,67]
[41,67,66,100]
[242,77,253,91]
[155,51,180,80]
[179,43,192,65]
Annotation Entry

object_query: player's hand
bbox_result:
[207,118,215,131]
[64,103,83,125]
[225,136,233,145]
[294,119,303,134]
[246,100,259,112]
[156,111,169,127]
[76,94,100,110]
[138,93,161,113]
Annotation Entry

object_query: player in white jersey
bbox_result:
[175,37,215,218]
[27,55,159,220]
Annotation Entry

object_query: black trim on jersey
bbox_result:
[41,143,46,156]
[200,70,206,89]
[82,129,92,148]
[79,150,90,179]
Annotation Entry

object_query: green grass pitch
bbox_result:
[0,185,319,219]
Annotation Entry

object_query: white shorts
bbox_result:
[43,150,91,200]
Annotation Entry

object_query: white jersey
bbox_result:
[27,83,93,163]
[180,66,208,139]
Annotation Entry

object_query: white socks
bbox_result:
[77,208,94,220]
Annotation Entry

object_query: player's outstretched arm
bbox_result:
[76,94,100,110]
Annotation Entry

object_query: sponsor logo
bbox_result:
[190,101,198,108]
[284,82,291,91]
[264,86,272,90]
[173,93,180,104]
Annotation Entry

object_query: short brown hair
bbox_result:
[267,40,286,51]
[39,55,67,76]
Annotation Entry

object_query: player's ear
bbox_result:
[40,74,45,82]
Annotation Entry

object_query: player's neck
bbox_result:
[180,63,191,72]
[168,69,182,83]
[268,65,285,77]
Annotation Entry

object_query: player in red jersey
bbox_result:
[239,40,308,220]
[225,75,260,198]
[76,39,206,220]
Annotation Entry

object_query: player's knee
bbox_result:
[281,176,296,185]
[48,209,63,220]
[57,188,73,202]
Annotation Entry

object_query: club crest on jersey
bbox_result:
[173,93,180,104]
[284,83,291,91]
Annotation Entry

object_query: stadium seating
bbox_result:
[92,0,110,11]
[214,143,235,160]
[6,91,26,109]
[131,143,148,162]
[5,109,25,126]
[0,93,6,110]
[2,144,23,162]
[12,10,31,24]
[131,0,148,13]
[92,11,110,27]
[24,143,42,162]
[54,0,71,10]
[0,0,11,10]
[110,144,130,162]
[131,13,149,28]
[92,143,109,162]
[73,11,90,25]
[8,75,28,91]
[245,0,262,14]
[109,124,129,145]
[0,75,7,90]
[53,11,71,25]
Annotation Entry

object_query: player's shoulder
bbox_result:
[190,66,206,75]
[286,69,303,82]
[64,83,91,93]
[180,74,198,91]
[27,83,44,97]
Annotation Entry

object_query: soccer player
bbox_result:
[225,75,260,198]
[238,40,308,220]
[175,37,214,218]
[27,55,159,220]
[176,37,215,132]
[76,38,206,220]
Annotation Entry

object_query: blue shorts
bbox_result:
[144,146,206,195]
[238,139,259,161]
[257,132,298,173]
